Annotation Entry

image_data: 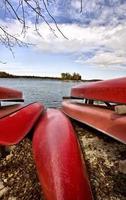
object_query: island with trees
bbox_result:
[61,73,81,81]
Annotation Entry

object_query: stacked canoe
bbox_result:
[0,87,44,145]
[62,77,126,144]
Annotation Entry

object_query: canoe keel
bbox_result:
[33,109,93,200]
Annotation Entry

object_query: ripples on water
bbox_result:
[0,78,82,108]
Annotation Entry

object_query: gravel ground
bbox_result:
[73,121,126,200]
[0,139,43,200]
[0,120,126,200]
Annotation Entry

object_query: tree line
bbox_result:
[0,71,15,78]
[61,73,81,81]
[0,71,82,81]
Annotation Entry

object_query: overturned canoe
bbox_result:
[0,102,44,145]
[62,100,126,144]
[71,77,126,104]
[0,86,23,102]
[33,109,93,200]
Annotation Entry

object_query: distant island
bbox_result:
[0,71,101,82]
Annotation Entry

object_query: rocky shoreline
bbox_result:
[0,121,126,200]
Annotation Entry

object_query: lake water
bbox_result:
[0,78,82,108]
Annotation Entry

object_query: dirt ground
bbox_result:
[0,120,126,200]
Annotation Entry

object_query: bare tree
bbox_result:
[0,0,83,55]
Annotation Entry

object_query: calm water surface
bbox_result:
[0,78,82,107]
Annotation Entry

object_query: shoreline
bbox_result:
[0,71,101,82]
[0,77,101,83]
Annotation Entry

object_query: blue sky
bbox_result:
[0,0,126,80]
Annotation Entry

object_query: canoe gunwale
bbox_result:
[0,98,24,102]
[0,102,39,120]
[63,96,121,106]
[63,99,116,111]
[70,95,125,105]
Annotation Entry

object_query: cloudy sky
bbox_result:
[0,0,126,80]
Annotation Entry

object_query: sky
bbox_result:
[0,0,126,80]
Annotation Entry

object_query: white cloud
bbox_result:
[71,0,81,10]
[84,51,126,66]
[24,23,107,53]
[1,19,126,68]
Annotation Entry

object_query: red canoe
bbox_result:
[0,86,23,101]
[71,77,126,104]
[0,102,44,145]
[33,109,93,200]
[62,100,126,144]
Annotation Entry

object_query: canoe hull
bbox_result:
[0,87,23,101]
[71,77,126,104]
[62,100,126,144]
[33,109,93,200]
[0,102,44,145]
